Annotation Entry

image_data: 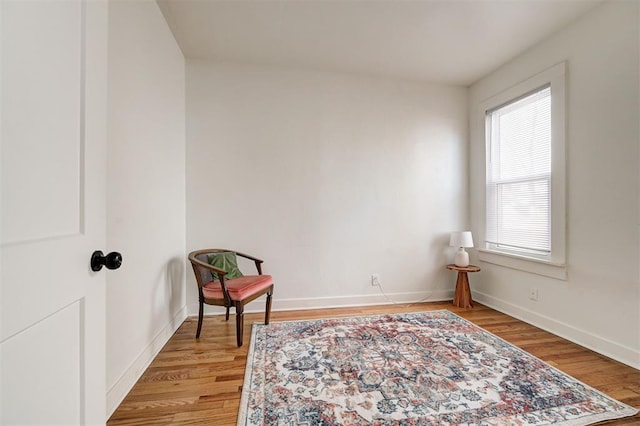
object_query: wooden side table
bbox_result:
[446,264,481,308]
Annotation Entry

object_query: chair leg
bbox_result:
[235,304,244,347]
[265,290,273,325]
[225,306,230,321]
[196,297,204,339]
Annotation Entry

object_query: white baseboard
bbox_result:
[107,305,188,417]
[474,291,640,370]
[272,290,454,312]
[189,289,455,317]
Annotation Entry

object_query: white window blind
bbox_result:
[486,85,551,256]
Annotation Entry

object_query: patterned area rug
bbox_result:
[238,311,638,425]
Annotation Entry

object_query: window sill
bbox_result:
[478,249,567,280]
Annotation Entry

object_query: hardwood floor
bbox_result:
[108,302,640,425]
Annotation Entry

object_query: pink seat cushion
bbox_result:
[202,275,273,301]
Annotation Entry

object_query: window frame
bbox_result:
[478,62,567,280]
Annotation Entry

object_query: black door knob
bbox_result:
[91,250,123,272]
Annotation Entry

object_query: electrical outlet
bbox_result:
[371,274,380,287]
[528,287,539,301]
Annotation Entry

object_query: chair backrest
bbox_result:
[193,252,213,285]
[189,248,236,287]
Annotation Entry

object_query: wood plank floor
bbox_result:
[108,302,640,425]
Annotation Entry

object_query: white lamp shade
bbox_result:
[450,231,474,248]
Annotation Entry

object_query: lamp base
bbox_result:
[454,247,469,267]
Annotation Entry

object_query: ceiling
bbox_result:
[157,0,602,86]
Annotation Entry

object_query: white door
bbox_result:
[1,1,108,424]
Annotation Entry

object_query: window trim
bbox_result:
[478,62,567,280]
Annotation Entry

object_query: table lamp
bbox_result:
[450,231,474,267]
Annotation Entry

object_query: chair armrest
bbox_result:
[234,251,264,274]
[189,249,265,276]
[188,254,228,281]
[189,254,229,292]
[234,251,263,263]
[188,253,233,305]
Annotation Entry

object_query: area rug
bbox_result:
[238,311,638,425]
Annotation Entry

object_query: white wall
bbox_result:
[186,61,468,315]
[469,0,639,368]
[107,0,186,415]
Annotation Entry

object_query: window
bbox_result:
[486,86,551,256]
[479,63,566,279]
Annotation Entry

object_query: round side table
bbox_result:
[446,264,481,308]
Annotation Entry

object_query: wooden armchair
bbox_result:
[188,249,274,347]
